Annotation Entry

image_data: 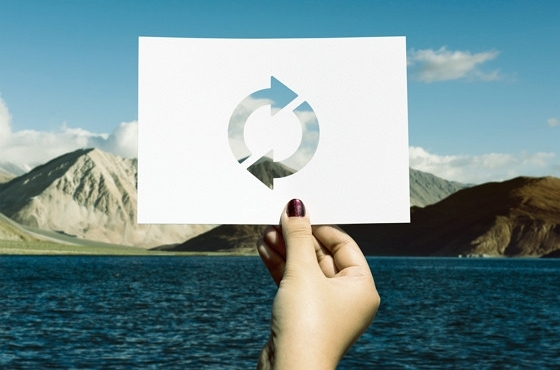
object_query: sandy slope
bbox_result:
[0,148,214,248]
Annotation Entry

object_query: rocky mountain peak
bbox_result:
[0,148,212,247]
[0,148,135,219]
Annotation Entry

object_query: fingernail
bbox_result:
[287,199,305,217]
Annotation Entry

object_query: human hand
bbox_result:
[257,199,380,369]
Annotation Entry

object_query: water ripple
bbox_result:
[1,256,559,369]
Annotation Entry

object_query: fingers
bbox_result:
[257,226,285,286]
[312,224,371,275]
[311,237,338,277]
[258,200,368,284]
[280,199,321,274]
[263,225,286,257]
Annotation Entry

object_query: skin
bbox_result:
[257,201,380,369]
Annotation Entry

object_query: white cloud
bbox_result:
[408,47,500,83]
[4,93,557,185]
[93,121,138,159]
[0,96,137,173]
[410,146,559,184]
[229,96,273,161]
[0,95,12,144]
[547,117,559,127]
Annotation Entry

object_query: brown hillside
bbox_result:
[344,176,560,257]
[172,176,560,257]
[159,224,266,254]
[160,168,469,253]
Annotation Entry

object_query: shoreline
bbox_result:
[0,240,258,256]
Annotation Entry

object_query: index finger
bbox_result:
[312,225,371,273]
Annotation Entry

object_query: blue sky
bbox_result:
[0,0,558,183]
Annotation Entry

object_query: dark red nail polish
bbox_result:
[287,199,305,217]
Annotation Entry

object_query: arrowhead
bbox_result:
[270,76,298,114]
[247,151,275,189]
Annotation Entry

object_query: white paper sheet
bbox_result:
[138,37,410,224]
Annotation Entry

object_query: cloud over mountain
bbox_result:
[410,146,559,184]
[2,94,558,185]
[0,95,137,173]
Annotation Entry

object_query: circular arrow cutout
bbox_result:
[228,76,319,189]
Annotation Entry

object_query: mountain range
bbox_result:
[0,148,466,250]
[344,176,560,257]
[0,148,213,248]
[409,167,468,206]
[172,176,560,257]
[5,148,557,257]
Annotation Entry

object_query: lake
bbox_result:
[1,256,559,369]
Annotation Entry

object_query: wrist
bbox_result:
[258,331,340,370]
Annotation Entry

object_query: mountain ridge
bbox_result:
[409,167,468,207]
[0,170,15,184]
[344,176,560,257]
[0,148,213,248]
[0,147,471,251]
[174,176,560,257]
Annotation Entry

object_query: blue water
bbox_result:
[1,256,559,369]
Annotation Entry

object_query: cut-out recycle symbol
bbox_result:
[228,76,319,189]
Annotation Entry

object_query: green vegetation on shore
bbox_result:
[0,240,257,256]
[0,240,164,255]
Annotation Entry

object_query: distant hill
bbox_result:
[157,224,264,254]
[0,170,15,184]
[409,168,468,207]
[0,148,213,248]
[245,155,295,189]
[344,176,560,257]
[0,161,28,177]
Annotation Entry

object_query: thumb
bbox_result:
[281,199,320,274]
